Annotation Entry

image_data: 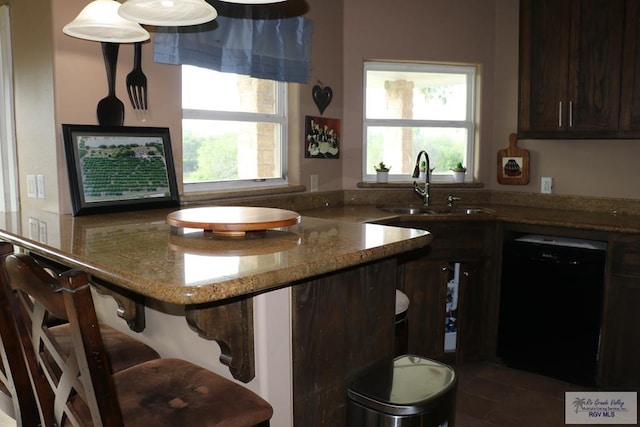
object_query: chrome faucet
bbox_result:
[447,195,461,207]
[412,151,430,206]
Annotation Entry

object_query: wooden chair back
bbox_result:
[4,252,123,427]
[4,251,273,427]
[0,242,48,426]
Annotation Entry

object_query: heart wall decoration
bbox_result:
[312,84,333,115]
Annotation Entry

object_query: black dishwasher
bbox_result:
[497,234,607,386]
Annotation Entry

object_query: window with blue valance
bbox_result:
[153,9,313,84]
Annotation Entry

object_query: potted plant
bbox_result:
[452,162,467,183]
[419,160,427,181]
[374,162,390,183]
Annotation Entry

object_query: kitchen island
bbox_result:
[0,207,432,426]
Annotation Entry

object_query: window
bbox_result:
[182,66,287,192]
[363,61,476,183]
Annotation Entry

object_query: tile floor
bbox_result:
[0,362,624,426]
[455,361,600,427]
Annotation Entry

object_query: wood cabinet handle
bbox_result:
[559,101,563,128]
[569,101,573,127]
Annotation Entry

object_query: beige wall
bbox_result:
[10,0,640,215]
[12,0,344,214]
[490,0,640,199]
[11,0,59,213]
[342,0,498,189]
[341,0,640,200]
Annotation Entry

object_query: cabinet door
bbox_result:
[518,0,572,133]
[519,0,625,136]
[619,0,640,132]
[599,237,640,390]
[567,0,624,133]
[456,261,487,364]
[401,257,448,360]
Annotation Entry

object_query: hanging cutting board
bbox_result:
[497,133,530,185]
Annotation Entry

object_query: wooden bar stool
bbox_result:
[0,243,42,425]
[0,242,163,425]
[4,252,273,426]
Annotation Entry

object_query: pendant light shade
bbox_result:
[217,0,285,3]
[118,0,218,27]
[63,0,150,43]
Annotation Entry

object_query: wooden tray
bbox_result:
[167,206,301,237]
[497,133,530,185]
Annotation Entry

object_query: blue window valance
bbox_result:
[153,14,313,83]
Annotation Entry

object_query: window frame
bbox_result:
[362,61,477,183]
[181,67,289,193]
[0,5,18,212]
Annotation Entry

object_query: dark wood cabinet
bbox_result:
[518,0,627,138]
[395,220,496,364]
[598,235,640,390]
[619,1,640,133]
[456,261,488,364]
[291,258,397,426]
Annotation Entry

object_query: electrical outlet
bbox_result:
[28,217,39,240]
[541,177,553,194]
[38,221,47,244]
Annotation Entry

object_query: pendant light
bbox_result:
[216,0,285,3]
[118,0,218,27]
[63,0,150,43]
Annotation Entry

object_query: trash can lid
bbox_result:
[348,355,456,416]
[395,289,410,315]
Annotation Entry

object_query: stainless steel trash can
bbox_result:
[347,355,457,427]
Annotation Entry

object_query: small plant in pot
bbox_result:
[419,160,436,180]
[452,162,467,182]
[374,162,390,183]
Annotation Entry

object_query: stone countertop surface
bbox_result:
[298,203,640,234]
[0,208,431,305]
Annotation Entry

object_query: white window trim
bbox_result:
[0,5,19,212]
[362,61,477,183]
[182,77,288,193]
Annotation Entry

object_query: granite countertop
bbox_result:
[299,203,640,234]
[0,208,432,305]
[3,194,638,306]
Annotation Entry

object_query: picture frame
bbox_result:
[304,116,340,159]
[62,124,180,216]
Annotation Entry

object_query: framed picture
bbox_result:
[305,116,340,159]
[62,124,180,216]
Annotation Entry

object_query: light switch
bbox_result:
[27,175,37,198]
[541,177,553,194]
[36,174,46,199]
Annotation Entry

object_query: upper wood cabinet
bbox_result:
[619,1,640,133]
[518,0,628,138]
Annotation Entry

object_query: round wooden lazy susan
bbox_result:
[166,206,301,237]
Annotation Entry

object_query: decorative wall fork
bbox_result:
[126,42,148,121]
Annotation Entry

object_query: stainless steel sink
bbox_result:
[379,206,433,215]
[427,207,490,215]
[379,206,492,216]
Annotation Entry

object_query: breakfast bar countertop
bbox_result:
[0,208,431,305]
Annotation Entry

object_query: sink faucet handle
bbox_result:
[447,195,461,207]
